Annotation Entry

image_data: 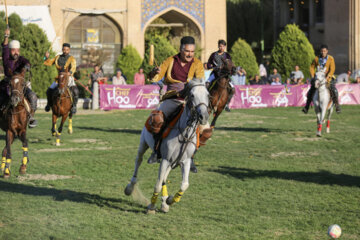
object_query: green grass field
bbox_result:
[0,106,359,240]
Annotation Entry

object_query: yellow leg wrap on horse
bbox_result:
[56,138,60,144]
[69,119,72,124]
[4,159,11,174]
[22,157,28,165]
[22,147,28,151]
[151,192,159,205]
[1,157,5,171]
[162,185,168,197]
[173,191,184,203]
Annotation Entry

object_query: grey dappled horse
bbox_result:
[313,67,334,137]
[125,78,209,213]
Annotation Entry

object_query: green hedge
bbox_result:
[115,44,142,84]
[230,38,259,79]
[271,24,315,80]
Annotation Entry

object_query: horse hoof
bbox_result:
[147,204,156,214]
[56,142,61,146]
[3,173,10,179]
[68,129,73,134]
[166,195,174,205]
[19,165,27,175]
[316,133,322,137]
[326,128,330,133]
[160,203,170,213]
[124,183,135,196]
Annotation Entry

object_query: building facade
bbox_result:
[4,0,226,73]
[273,0,360,73]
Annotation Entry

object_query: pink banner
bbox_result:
[100,85,162,110]
[100,84,360,110]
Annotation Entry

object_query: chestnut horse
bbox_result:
[0,68,30,178]
[208,59,235,127]
[51,71,73,146]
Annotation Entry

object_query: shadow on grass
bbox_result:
[0,181,146,213]
[215,127,284,133]
[210,166,360,187]
[75,126,141,135]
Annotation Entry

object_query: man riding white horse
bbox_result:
[206,39,235,112]
[302,44,341,114]
[0,28,38,128]
[147,36,208,173]
[43,43,79,114]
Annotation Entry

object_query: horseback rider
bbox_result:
[147,36,205,172]
[206,39,235,112]
[302,44,341,114]
[0,28,38,128]
[43,43,79,114]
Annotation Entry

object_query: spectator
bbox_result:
[336,70,352,84]
[259,63,267,82]
[204,63,212,81]
[249,74,264,85]
[134,68,145,85]
[357,76,360,84]
[271,77,282,85]
[231,66,246,85]
[290,65,304,84]
[112,68,127,85]
[88,65,107,92]
[268,68,282,84]
[285,78,292,85]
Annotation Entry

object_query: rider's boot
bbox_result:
[224,85,235,112]
[190,155,198,173]
[302,84,316,114]
[330,80,341,113]
[148,133,162,164]
[25,88,38,128]
[45,88,53,112]
[70,86,79,114]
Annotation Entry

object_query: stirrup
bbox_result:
[335,105,341,114]
[71,106,77,114]
[45,105,51,112]
[302,106,309,114]
[190,158,198,173]
[147,152,160,164]
[29,118,38,128]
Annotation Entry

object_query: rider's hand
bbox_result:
[24,64,31,72]
[148,67,160,80]
[4,28,10,37]
[45,51,50,59]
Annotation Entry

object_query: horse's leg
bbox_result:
[166,158,191,206]
[124,130,149,196]
[56,113,68,146]
[1,147,6,173]
[19,130,28,174]
[51,113,58,136]
[3,130,14,178]
[210,112,219,127]
[160,165,173,213]
[147,159,171,214]
[326,104,334,134]
[68,112,73,134]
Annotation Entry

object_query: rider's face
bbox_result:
[62,46,70,56]
[218,44,226,53]
[180,44,195,63]
[10,48,20,60]
[320,48,328,58]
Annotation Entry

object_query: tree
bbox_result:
[115,44,142,84]
[141,35,177,78]
[270,24,315,80]
[230,38,259,80]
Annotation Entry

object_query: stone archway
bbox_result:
[66,14,123,74]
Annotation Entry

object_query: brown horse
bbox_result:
[0,69,30,178]
[208,59,235,127]
[51,71,73,146]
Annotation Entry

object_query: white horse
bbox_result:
[313,67,334,137]
[125,78,209,213]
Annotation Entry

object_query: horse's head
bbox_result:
[220,58,236,76]
[9,68,26,107]
[57,70,69,95]
[314,66,327,89]
[185,78,209,125]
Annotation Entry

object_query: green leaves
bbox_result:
[115,45,143,84]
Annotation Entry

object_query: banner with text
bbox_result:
[100,84,360,110]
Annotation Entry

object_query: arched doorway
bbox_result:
[66,15,122,74]
[144,9,204,60]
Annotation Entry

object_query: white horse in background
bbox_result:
[125,78,209,213]
[313,67,334,137]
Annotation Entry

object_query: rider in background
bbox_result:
[302,44,341,114]
[147,36,204,172]
[206,39,234,112]
[0,28,38,128]
[44,43,79,114]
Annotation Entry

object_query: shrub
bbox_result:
[115,45,142,84]
[230,38,259,80]
[271,24,315,80]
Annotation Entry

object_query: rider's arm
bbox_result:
[309,57,318,78]
[193,58,205,79]
[327,56,335,80]
[151,56,172,83]
[206,53,215,69]
[68,56,76,76]
[2,29,10,64]
[44,57,56,66]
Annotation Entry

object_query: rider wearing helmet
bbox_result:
[206,39,234,112]
[43,43,79,114]
[147,36,205,172]
[0,28,38,128]
[302,44,340,114]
